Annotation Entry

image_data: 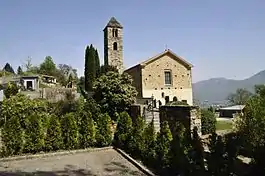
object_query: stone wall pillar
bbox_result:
[190,108,202,136]
[159,105,202,137]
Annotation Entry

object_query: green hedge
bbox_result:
[0,94,112,157]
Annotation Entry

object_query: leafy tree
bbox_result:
[4,82,19,98]
[128,116,145,158]
[155,121,173,170]
[61,113,79,150]
[2,115,24,156]
[93,72,137,120]
[78,111,96,148]
[84,45,96,91]
[201,109,216,135]
[24,57,33,72]
[17,66,23,75]
[113,111,133,150]
[56,64,78,86]
[1,94,48,128]
[45,114,63,151]
[236,85,265,153]
[3,63,15,74]
[100,65,118,75]
[24,114,45,153]
[39,56,57,75]
[95,113,112,147]
[227,88,252,105]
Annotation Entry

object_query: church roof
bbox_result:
[125,49,193,72]
[140,49,193,68]
[104,17,123,29]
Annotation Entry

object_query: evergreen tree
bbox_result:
[17,66,23,75]
[84,44,96,91]
[128,116,145,158]
[3,63,15,74]
[45,115,63,151]
[2,115,24,156]
[142,119,157,168]
[78,111,96,148]
[61,113,79,150]
[189,127,205,175]
[95,113,112,147]
[113,111,133,150]
[24,114,45,153]
[155,121,173,171]
[95,49,100,78]
[169,122,190,175]
[207,133,227,175]
[225,133,238,175]
[4,82,19,98]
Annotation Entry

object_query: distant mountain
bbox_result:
[192,70,265,104]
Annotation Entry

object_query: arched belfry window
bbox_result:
[112,29,118,37]
[114,29,118,37]
[113,42,118,50]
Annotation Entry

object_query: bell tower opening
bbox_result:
[103,17,123,74]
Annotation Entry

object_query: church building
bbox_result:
[103,17,193,105]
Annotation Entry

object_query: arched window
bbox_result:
[113,42,118,50]
[114,29,118,37]
[112,29,118,37]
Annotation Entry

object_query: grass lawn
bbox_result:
[216,120,233,131]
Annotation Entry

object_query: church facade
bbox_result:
[103,17,193,105]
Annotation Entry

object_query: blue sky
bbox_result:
[1,0,265,82]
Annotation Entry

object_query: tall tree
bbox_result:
[39,56,56,75]
[3,63,15,74]
[84,44,101,91]
[84,45,95,91]
[95,49,100,78]
[227,88,252,105]
[93,72,137,120]
[17,66,23,75]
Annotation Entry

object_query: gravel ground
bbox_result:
[0,149,146,176]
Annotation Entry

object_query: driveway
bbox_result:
[0,149,146,176]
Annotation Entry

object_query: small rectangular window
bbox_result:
[164,70,172,85]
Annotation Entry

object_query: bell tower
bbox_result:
[103,17,123,73]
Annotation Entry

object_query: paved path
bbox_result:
[0,149,146,176]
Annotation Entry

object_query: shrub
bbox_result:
[189,127,205,175]
[113,111,133,150]
[24,114,45,153]
[2,115,24,156]
[169,122,190,175]
[201,109,216,135]
[78,111,96,148]
[207,133,227,175]
[1,94,48,128]
[128,116,145,158]
[61,113,79,150]
[4,82,19,98]
[45,114,63,151]
[155,121,173,170]
[84,98,101,123]
[95,113,112,147]
[142,119,157,167]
